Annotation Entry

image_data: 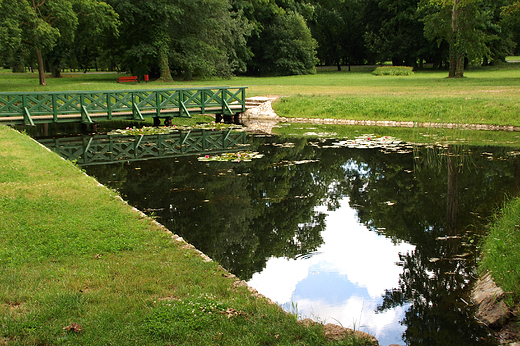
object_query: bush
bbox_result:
[372,66,414,76]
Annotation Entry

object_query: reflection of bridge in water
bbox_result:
[38,129,247,166]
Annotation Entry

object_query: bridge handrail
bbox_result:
[0,86,247,121]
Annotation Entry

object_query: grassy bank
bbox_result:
[0,125,374,345]
[479,197,520,305]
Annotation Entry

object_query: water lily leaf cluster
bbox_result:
[325,134,403,149]
[198,151,264,162]
[108,124,244,136]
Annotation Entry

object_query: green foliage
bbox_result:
[372,66,415,75]
[0,0,119,83]
[364,0,430,67]
[310,0,367,68]
[235,0,318,75]
[260,11,317,75]
[108,0,251,80]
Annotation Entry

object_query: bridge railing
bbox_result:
[0,86,247,126]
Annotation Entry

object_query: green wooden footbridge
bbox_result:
[38,128,247,166]
[0,86,247,126]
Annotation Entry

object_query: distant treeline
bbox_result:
[1,0,519,84]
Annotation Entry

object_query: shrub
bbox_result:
[372,66,414,76]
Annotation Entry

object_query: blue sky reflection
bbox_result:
[248,198,415,346]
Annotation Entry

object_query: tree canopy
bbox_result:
[1,0,519,83]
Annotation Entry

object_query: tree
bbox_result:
[0,0,26,69]
[258,10,317,75]
[364,0,429,67]
[6,0,75,84]
[69,0,119,73]
[233,0,317,75]
[310,0,366,70]
[499,0,520,56]
[106,0,181,80]
[426,0,501,77]
[169,0,252,79]
[0,0,118,85]
[109,0,250,80]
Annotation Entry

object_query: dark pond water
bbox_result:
[37,126,520,346]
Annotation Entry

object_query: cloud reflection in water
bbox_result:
[248,198,415,346]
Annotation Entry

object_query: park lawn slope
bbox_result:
[0,125,375,346]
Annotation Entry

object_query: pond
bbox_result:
[37,124,520,346]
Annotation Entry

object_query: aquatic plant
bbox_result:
[326,134,402,149]
[198,151,264,162]
[108,124,244,136]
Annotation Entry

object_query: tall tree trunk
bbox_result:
[36,48,47,85]
[449,0,464,78]
[158,44,173,82]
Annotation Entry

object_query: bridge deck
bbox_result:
[0,87,247,126]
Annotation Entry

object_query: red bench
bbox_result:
[117,76,138,83]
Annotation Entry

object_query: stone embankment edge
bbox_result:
[17,125,382,345]
[282,117,520,132]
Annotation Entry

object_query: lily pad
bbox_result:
[197,151,264,162]
[108,124,244,136]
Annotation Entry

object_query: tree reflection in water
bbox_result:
[84,135,520,345]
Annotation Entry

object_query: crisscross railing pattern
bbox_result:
[0,87,247,126]
[38,129,247,166]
